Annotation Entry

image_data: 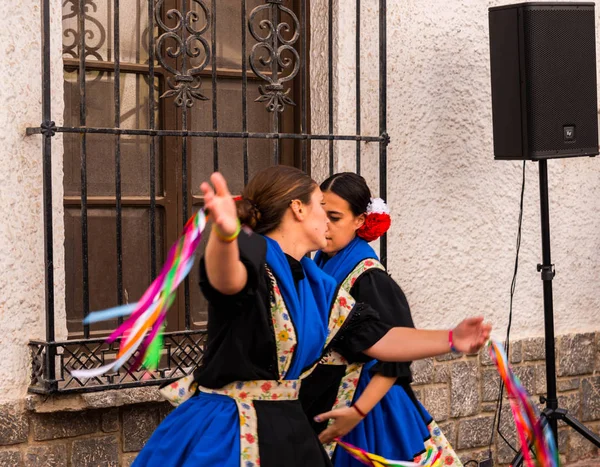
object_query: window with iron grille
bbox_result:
[27,0,389,394]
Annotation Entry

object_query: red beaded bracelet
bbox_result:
[352,404,367,418]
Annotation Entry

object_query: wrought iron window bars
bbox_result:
[26,0,389,394]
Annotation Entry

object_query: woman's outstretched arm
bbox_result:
[364,317,491,362]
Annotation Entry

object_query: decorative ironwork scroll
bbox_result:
[155,0,211,107]
[62,0,107,60]
[249,0,300,113]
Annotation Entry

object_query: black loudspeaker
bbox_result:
[489,2,599,160]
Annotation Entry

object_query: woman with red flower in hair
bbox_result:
[305,172,462,466]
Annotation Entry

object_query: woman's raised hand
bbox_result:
[200,172,239,236]
[451,316,492,354]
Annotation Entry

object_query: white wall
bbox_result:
[0,0,66,402]
[316,0,600,340]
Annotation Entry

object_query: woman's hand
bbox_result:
[200,172,238,236]
[452,316,492,353]
[314,406,364,444]
[202,172,247,295]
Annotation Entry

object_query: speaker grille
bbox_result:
[524,8,598,155]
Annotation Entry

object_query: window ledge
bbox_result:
[26,386,166,413]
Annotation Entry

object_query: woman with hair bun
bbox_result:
[134,167,488,467]
[309,172,462,466]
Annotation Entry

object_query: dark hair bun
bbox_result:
[238,166,316,235]
[237,198,261,230]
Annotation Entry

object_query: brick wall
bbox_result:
[0,400,173,466]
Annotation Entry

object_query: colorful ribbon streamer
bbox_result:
[335,439,442,467]
[71,210,207,379]
[488,340,559,467]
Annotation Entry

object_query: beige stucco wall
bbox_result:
[0,0,66,402]
[315,0,600,340]
[0,0,151,402]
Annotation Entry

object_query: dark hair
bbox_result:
[238,166,317,234]
[320,172,371,216]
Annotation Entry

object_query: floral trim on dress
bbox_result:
[415,420,463,466]
[159,375,198,407]
[298,287,356,380]
[325,289,356,348]
[320,259,385,456]
[340,258,385,293]
[321,357,363,457]
[267,267,297,379]
[199,379,301,467]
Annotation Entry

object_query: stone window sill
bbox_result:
[26,386,166,414]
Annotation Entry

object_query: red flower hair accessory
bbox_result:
[356,197,391,242]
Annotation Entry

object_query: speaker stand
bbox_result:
[510,160,600,466]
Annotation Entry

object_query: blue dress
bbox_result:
[334,362,433,466]
[334,267,436,465]
[313,240,462,466]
